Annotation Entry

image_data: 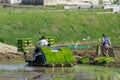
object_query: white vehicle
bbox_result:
[104,4,120,13]
[78,1,93,9]
[79,1,92,5]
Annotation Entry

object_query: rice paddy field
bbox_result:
[0,64,120,80]
[0,4,120,80]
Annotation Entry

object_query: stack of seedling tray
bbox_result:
[40,47,75,65]
[78,56,91,64]
[78,56,114,65]
[95,57,114,64]
[46,36,55,47]
[17,38,32,52]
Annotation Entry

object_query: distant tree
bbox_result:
[112,0,119,4]
[99,0,103,4]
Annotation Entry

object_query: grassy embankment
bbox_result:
[0,5,120,47]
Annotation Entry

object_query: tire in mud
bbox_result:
[34,55,44,66]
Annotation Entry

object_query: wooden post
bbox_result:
[61,64,64,67]
[96,45,101,56]
[52,64,55,67]
[24,52,27,62]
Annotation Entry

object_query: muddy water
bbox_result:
[0,64,120,80]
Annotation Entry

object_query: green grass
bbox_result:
[0,6,120,46]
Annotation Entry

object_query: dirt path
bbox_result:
[0,42,24,63]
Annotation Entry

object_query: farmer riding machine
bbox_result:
[17,37,75,67]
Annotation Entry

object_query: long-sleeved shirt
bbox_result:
[102,36,111,45]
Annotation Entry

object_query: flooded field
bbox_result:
[0,64,120,80]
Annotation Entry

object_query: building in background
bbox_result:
[22,0,113,5]
[1,0,114,5]
[6,0,22,4]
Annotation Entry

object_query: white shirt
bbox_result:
[37,39,48,46]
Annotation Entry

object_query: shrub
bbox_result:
[0,38,4,43]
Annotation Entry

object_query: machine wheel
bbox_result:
[34,55,44,66]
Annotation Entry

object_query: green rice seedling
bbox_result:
[54,52,62,63]
[46,49,54,63]
[40,47,53,63]
[26,38,32,45]
[61,48,75,63]
[46,36,55,47]
[95,71,113,80]
[59,53,65,63]
[53,77,62,80]
[52,52,58,63]
[51,51,58,63]
[78,56,91,63]
[95,57,107,63]
[53,50,65,63]
[22,47,29,52]
[95,57,114,64]
[40,47,75,64]
[40,47,65,63]
[17,38,32,52]
[41,47,55,63]
[103,57,114,63]
[60,49,68,63]
[60,53,66,63]
[53,48,73,63]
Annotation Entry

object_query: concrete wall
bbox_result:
[56,0,80,5]
[44,0,57,5]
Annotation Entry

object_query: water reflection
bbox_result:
[0,64,119,80]
[0,64,26,70]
